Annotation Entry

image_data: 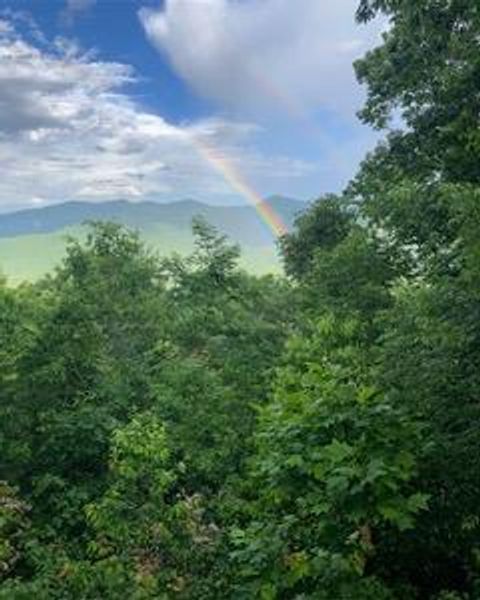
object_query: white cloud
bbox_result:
[0,19,13,35]
[0,17,313,210]
[66,0,96,9]
[139,0,381,119]
[60,0,97,26]
[0,34,133,134]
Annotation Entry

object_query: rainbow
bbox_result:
[178,48,351,239]
[188,135,288,238]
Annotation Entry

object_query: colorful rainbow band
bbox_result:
[190,136,288,238]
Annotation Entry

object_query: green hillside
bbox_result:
[0,197,303,283]
[0,229,78,284]
[0,223,282,285]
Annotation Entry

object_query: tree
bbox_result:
[82,413,218,598]
[346,2,480,595]
[3,223,167,550]
[355,0,480,185]
[155,221,293,491]
[230,316,427,599]
[279,195,353,280]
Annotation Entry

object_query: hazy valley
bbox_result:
[0,196,307,283]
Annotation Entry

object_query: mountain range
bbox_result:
[0,196,308,283]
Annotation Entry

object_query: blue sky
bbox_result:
[0,0,382,210]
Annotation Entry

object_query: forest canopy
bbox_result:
[1,1,480,598]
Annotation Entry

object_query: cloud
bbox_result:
[139,0,381,119]
[67,0,96,9]
[0,17,314,210]
[0,19,13,35]
[0,33,132,134]
[60,0,96,26]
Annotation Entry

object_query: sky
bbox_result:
[0,0,383,211]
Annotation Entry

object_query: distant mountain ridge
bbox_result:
[0,196,307,246]
[0,196,309,283]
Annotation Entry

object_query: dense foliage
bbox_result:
[1,2,480,597]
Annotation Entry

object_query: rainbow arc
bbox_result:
[189,135,288,237]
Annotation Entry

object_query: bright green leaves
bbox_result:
[108,414,172,489]
[377,491,429,532]
[231,315,427,597]
[83,414,218,597]
[85,413,175,555]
